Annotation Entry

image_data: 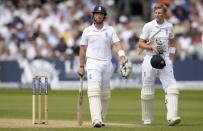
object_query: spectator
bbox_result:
[0,36,10,60]
[0,0,202,61]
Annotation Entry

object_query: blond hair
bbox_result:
[153,3,167,13]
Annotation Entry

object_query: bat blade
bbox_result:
[77,77,83,126]
[138,28,161,55]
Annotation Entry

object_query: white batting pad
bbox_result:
[101,88,111,122]
[87,81,101,97]
[165,94,178,120]
[87,81,103,123]
[166,87,179,120]
[141,84,154,100]
[141,99,153,122]
[141,84,154,122]
[88,96,102,123]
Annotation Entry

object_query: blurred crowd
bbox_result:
[0,0,203,62]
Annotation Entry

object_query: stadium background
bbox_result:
[0,0,203,89]
[0,0,203,130]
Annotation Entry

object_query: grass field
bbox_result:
[0,88,203,131]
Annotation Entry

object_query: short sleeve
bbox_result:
[111,28,120,44]
[80,29,88,45]
[169,25,175,39]
[140,24,150,40]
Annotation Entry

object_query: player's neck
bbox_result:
[156,19,164,25]
[94,23,104,30]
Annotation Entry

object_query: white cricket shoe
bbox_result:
[101,122,105,127]
[168,117,181,126]
[92,119,102,128]
[143,119,151,125]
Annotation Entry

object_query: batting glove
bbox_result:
[156,45,165,54]
[120,60,132,79]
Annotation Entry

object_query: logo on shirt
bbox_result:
[105,32,108,38]
[89,73,92,79]
[165,28,169,36]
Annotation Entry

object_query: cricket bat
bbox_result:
[77,76,83,126]
[138,28,161,55]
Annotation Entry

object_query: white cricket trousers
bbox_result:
[86,58,113,123]
[141,55,179,121]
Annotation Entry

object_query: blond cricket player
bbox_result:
[138,3,181,126]
[77,5,131,128]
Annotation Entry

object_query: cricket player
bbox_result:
[77,5,130,128]
[138,3,181,126]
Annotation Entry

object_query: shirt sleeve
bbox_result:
[111,28,120,44]
[140,24,150,40]
[169,25,175,39]
[80,29,88,45]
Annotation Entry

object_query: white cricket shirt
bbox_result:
[140,19,174,57]
[80,24,120,61]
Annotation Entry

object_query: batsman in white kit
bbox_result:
[138,3,181,126]
[77,5,131,128]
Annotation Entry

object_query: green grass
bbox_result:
[0,88,203,131]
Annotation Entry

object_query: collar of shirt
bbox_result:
[91,24,108,31]
[153,19,168,29]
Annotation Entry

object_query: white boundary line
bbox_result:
[0,81,203,90]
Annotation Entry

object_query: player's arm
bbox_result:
[78,28,88,77]
[138,24,151,51]
[138,23,158,54]
[168,25,176,64]
[138,39,153,50]
[138,39,158,53]
[79,45,87,67]
[110,27,127,64]
[169,38,176,63]
[114,41,132,78]
[78,45,87,77]
[113,41,127,64]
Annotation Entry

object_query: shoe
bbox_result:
[168,117,181,126]
[143,119,151,125]
[92,120,102,128]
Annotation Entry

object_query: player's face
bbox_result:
[93,13,105,24]
[154,9,164,22]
